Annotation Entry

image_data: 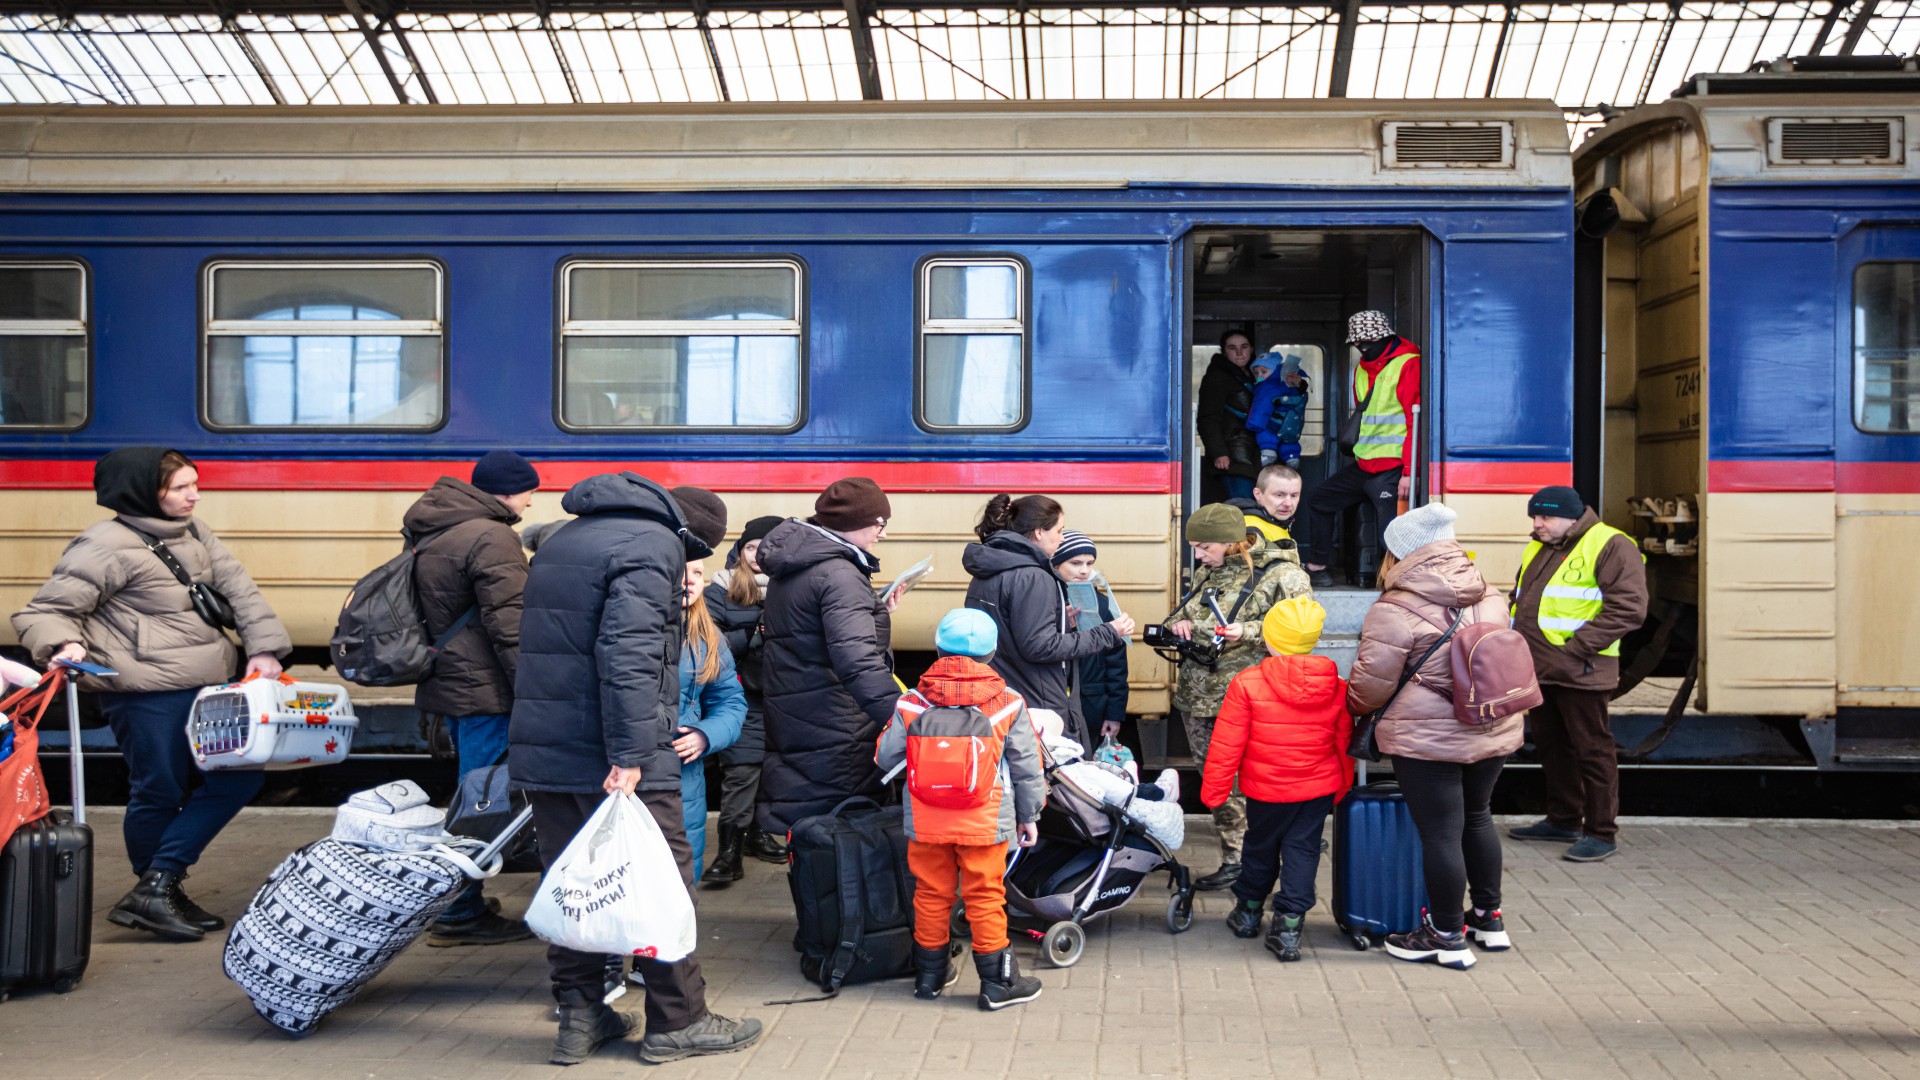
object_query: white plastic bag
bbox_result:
[525,792,697,961]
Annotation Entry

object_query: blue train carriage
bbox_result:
[1573,61,1920,767]
[0,101,1573,728]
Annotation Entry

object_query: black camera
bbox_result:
[1143,622,1224,668]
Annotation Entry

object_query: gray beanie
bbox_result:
[1383,502,1457,560]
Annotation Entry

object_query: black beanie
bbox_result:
[1527,485,1586,520]
[670,486,729,551]
[471,450,540,496]
[95,446,184,520]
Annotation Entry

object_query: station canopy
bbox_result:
[0,2,1916,141]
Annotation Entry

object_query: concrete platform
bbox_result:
[2,808,1917,1079]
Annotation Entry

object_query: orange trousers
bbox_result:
[907,839,1009,954]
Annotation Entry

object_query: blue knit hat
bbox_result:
[1051,530,1097,566]
[934,608,998,659]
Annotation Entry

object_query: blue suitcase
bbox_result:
[1330,779,1429,951]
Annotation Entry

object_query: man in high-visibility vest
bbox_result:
[1300,310,1420,589]
[1507,486,1648,863]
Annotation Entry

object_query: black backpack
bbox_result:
[777,796,915,1001]
[329,534,474,687]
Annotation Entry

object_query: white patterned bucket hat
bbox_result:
[1346,309,1394,343]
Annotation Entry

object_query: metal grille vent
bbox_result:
[1382,122,1513,168]
[1769,118,1903,165]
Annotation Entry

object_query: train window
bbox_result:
[917,258,1027,431]
[0,261,88,429]
[558,260,803,430]
[1854,262,1920,434]
[202,263,445,430]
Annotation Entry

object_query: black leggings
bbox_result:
[1390,756,1505,933]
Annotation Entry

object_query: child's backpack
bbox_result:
[903,697,1007,810]
[1383,599,1544,726]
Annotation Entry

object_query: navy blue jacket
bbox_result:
[508,472,696,795]
[1076,585,1131,735]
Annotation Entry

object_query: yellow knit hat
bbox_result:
[1262,596,1326,655]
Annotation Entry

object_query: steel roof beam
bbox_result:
[340,0,412,101]
[211,2,289,103]
[1327,0,1361,97]
[537,8,582,103]
[843,0,881,99]
[1839,0,1880,54]
[1809,0,1854,53]
[0,1,1752,14]
[377,6,440,102]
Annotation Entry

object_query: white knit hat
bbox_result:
[1346,309,1393,343]
[1383,502,1457,559]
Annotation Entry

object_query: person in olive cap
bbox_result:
[1164,503,1312,891]
[753,478,904,835]
[1506,485,1647,863]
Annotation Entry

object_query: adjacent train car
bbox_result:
[0,101,1575,724]
[1573,64,1920,766]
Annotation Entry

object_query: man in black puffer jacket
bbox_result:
[755,478,901,836]
[508,471,761,1067]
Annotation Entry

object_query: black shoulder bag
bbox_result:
[1347,606,1465,762]
[1337,364,1384,454]
[120,520,239,632]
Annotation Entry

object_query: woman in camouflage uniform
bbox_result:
[1167,503,1312,891]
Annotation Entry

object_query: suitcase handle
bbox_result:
[239,670,298,687]
[826,795,883,818]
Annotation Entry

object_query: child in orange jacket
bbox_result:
[1201,596,1352,962]
[876,608,1046,1011]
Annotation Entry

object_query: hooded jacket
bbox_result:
[1347,540,1522,764]
[1508,508,1649,691]
[508,472,693,794]
[962,531,1123,748]
[702,567,767,766]
[1202,653,1352,807]
[14,449,291,693]
[875,656,1044,847]
[404,477,528,720]
[1169,539,1313,718]
[1196,353,1261,480]
[677,639,745,875]
[754,518,899,834]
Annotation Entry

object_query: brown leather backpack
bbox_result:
[1383,598,1544,726]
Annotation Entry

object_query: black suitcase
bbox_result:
[0,668,97,1001]
[782,795,915,998]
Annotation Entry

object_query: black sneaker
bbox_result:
[1464,909,1512,951]
[1307,569,1337,590]
[1225,898,1263,939]
[427,909,535,947]
[1384,914,1474,970]
[1193,862,1241,892]
[1266,912,1304,962]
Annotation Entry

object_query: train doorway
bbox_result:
[1186,229,1429,585]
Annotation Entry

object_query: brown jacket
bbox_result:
[1347,541,1522,765]
[404,478,528,719]
[1508,509,1649,691]
[12,514,292,693]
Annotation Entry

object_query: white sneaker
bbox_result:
[1154,769,1181,804]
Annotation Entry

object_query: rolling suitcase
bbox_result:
[0,665,101,1001]
[1330,764,1429,952]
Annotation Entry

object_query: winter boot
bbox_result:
[107,870,204,942]
[912,943,961,1000]
[169,872,224,932]
[703,825,745,886]
[550,1003,639,1065]
[1266,911,1304,962]
[1226,897,1264,939]
[1193,861,1241,892]
[973,947,1042,1011]
[746,829,788,863]
[637,1011,764,1064]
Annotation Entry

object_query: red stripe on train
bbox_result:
[1708,461,1920,494]
[1428,461,1571,494]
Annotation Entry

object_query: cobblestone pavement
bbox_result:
[2,808,1916,1079]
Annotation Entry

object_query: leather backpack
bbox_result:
[1384,598,1544,726]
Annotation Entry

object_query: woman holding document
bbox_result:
[961,494,1135,752]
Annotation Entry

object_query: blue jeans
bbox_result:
[99,688,264,877]
[439,713,510,923]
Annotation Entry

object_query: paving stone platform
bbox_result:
[2,808,1916,1079]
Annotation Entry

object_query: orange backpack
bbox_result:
[904,699,1006,810]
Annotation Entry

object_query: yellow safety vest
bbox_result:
[1243,514,1290,544]
[1512,522,1642,657]
[1353,352,1415,463]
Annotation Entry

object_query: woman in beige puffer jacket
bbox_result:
[1347,502,1520,970]
[13,447,291,943]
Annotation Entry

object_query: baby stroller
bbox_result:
[1001,760,1195,968]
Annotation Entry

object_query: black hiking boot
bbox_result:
[107,870,204,942]
[169,872,224,932]
[427,909,535,947]
[1267,911,1304,962]
[550,1003,638,1065]
[637,1011,764,1064]
[912,943,961,1000]
[1193,862,1241,892]
[1226,898,1264,939]
[973,947,1042,1011]
[746,829,788,863]
[703,825,745,886]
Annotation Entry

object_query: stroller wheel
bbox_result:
[1166,893,1194,934]
[950,903,971,940]
[1041,921,1086,968]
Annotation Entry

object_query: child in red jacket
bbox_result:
[1201,596,1352,962]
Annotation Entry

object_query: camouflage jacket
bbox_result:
[1171,539,1313,718]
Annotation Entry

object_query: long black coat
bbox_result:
[1197,352,1261,481]
[508,472,692,795]
[405,477,527,720]
[754,519,898,834]
[962,531,1124,749]
[703,574,765,767]
[1076,585,1131,736]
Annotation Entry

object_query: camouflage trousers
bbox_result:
[1182,712,1247,862]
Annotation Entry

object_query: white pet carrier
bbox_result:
[188,674,357,771]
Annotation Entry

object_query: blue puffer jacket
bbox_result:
[1247,367,1310,453]
[678,639,745,879]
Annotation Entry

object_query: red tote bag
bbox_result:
[0,669,65,849]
